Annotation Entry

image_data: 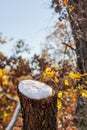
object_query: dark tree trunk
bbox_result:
[68,0,87,73]
[18,80,57,130]
[76,96,87,130]
[68,1,87,129]
[51,0,87,130]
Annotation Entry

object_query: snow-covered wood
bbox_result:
[18,80,52,99]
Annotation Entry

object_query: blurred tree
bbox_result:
[51,1,87,129]
[12,39,30,58]
[51,0,87,73]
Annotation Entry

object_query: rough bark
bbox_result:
[51,1,87,129]
[18,80,57,130]
[68,0,87,73]
[68,1,87,129]
[76,96,87,130]
[19,92,57,130]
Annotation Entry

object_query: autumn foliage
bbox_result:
[0,51,87,130]
[0,0,87,129]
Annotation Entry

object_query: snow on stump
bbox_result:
[18,80,57,130]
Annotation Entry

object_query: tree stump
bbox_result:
[18,80,57,130]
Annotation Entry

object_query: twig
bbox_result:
[6,101,21,130]
[0,90,21,130]
[62,42,76,51]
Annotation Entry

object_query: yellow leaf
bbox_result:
[2,69,9,74]
[3,112,12,118]
[2,79,8,85]
[72,91,77,102]
[57,100,62,109]
[69,72,80,79]
[77,84,82,89]
[3,112,8,118]
[0,69,3,78]
[14,95,19,100]
[58,24,67,29]
[64,91,69,95]
[68,6,74,13]
[2,75,8,85]
[54,76,59,83]
[54,67,60,71]
[2,75,8,80]
[45,67,51,73]
[64,80,69,86]
[58,91,63,98]
[45,67,54,77]
[81,90,87,98]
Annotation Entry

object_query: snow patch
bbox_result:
[18,80,52,99]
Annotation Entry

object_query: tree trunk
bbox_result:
[51,0,87,129]
[68,0,87,73]
[68,1,87,129]
[76,96,87,130]
[18,80,57,130]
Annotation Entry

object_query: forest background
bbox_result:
[0,0,87,130]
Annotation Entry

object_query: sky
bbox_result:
[0,0,56,57]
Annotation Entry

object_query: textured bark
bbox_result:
[76,96,87,130]
[68,0,87,73]
[68,1,87,129]
[18,91,57,130]
[51,1,87,130]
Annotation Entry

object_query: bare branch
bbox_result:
[6,101,21,130]
[62,42,76,51]
[0,90,21,130]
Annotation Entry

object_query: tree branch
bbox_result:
[0,89,21,130]
[62,42,76,51]
[6,101,21,130]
